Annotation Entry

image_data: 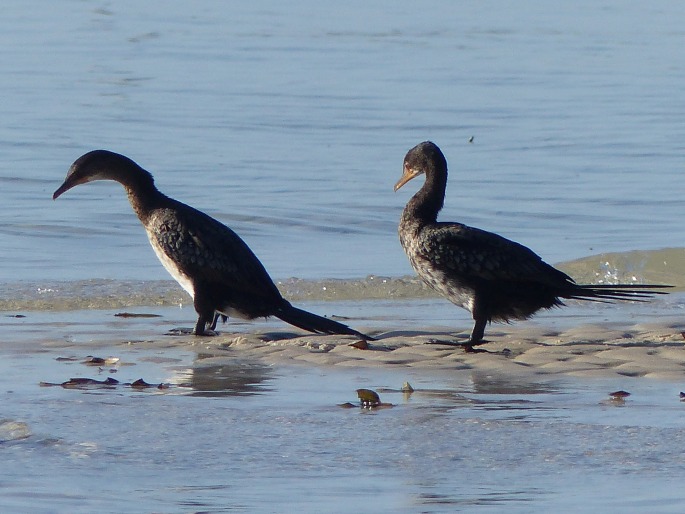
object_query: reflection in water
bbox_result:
[469,371,560,395]
[415,487,545,509]
[173,354,274,397]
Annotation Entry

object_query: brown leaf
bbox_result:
[349,340,369,350]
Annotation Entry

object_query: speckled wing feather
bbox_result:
[150,199,282,301]
[419,222,573,287]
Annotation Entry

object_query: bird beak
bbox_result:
[53,180,73,200]
[394,163,417,192]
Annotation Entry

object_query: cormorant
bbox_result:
[395,141,669,349]
[54,150,370,339]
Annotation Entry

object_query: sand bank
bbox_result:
[196,320,685,381]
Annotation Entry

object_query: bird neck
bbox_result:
[403,168,447,226]
[118,169,166,222]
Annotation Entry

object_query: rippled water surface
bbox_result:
[2,342,685,514]
[2,0,684,286]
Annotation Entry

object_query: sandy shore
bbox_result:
[186,319,685,381]
[3,298,684,381]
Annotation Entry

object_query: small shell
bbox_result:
[356,388,381,406]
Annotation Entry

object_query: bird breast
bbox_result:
[147,230,196,298]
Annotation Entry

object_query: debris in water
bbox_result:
[114,312,162,318]
[39,377,169,390]
[609,390,631,399]
[356,388,393,409]
[39,377,122,389]
[130,378,169,389]
[608,390,631,404]
[401,382,414,393]
[0,420,31,442]
[82,356,120,366]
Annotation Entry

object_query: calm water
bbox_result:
[1,0,684,287]
[2,341,685,514]
[2,1,685,512]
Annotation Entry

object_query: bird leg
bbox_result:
[460,317,489,352]
[194,310,219,336]
[468,317,487,345]
[425,316,489,351]
[194,315,210,335]
[209,312,227,331]
[193,296,219,336]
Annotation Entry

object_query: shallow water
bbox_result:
[2,341,685,514]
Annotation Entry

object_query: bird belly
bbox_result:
[420,268,475,313]
[407,252,476,314]
[147,233,195,298]
[216,306,252,320]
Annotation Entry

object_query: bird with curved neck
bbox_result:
[395,141,670,350]
[54,149,371,339]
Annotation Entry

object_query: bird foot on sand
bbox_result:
[426,338,489,353]
[166,327,195,336]
[166,327,219,337]
[196,329,219,337]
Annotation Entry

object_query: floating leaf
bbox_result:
[130,378,154,388]
[609,390,631,399]
[114,312,162,318]
[82,356,106,366]
[61,377,120,389]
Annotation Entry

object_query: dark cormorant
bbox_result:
[54,150,370,339]
[395,141,670,349]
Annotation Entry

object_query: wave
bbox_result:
[1,248,682,312]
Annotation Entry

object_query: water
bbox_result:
[1,1,684,286]
[2,1,685,511]
[2,343,685,513]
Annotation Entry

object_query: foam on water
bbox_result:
[0,248,682,313]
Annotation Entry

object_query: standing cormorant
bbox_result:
[395,141,669,349]
[54,150,370,339]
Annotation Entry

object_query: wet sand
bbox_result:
[3,296,685,381]
[3,302,685,513]
[200,319,685,381]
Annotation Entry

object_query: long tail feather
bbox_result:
[275,303,373,340]
[567,283,672,303]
